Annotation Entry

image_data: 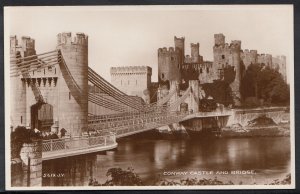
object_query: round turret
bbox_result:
[56,32,88,136]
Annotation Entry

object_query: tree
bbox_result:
[241,63,289,106]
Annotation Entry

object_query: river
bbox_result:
[42,133,291,186]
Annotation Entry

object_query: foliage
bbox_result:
[247,115,276,127]
[157,177,234,186]
[199,98,218,112]
[201,80,233,106]
[89,167,143,186]
[241,63,289,106]
[268,174,291,185]
[243,97,261,108]
[10,126,42,158]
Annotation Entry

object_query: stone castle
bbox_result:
[157,34,287,105]
[111,33,287,106]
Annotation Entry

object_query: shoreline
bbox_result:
[221,123,290,138]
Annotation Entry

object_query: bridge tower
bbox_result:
[56,32,88,136]
[10,36,36,128]
[169,80,179,108]
[189,80,200,113]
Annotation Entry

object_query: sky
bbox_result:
[4,5,293,82]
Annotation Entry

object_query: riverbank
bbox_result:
[221,123,290,138]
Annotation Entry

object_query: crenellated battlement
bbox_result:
[57,32,88,46]
[191,43,199,48]
[230,40,241,50]
[214,33,225,46]
[10,35,35,51]
[158,47,180,55]
[110,66,152,75]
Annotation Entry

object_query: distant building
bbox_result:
[110,66,152,98]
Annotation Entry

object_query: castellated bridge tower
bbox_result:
[213,33,242,106]
[57,32,88,136]
[10,36,36,127]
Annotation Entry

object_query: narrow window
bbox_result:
[55,68,56,74]
[69,92,71,100]
[200,68,203,73]
[162,73,165,79]
[222,55,225,59]
[33,71,34,76]
[207,67,209,73]
[44,69,45,75]
[21,116,23,124]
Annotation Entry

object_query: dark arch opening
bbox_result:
[31,103,53,131]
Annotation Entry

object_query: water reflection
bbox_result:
[42,136,290,186]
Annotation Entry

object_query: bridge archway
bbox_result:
[31,103,53,131]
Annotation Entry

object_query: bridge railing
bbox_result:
[89,111,189,136]
[114,111,189,137]
[88,106,169,124]
[194,109,233,117]
[42,133,116,153]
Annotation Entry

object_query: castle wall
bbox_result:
[272,55,287,82]
[181,62,214,84]
[240,49,257,70]
[110,66,152,97]
[257,54,272,67]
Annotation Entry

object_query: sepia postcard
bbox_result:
[4,5,295,190]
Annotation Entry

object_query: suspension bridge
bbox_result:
[10,33,232,160]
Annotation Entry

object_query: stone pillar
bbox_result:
[170,81,179,110]
[189,80,199,113]
[20,141,42,187]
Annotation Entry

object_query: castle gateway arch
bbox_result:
[30,103,53,131]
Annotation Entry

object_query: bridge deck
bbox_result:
[180,110,232,121]
[42,134,117,161]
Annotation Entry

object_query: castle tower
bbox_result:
[212,33,242,106]
[230,40,242,106]
[214,34,225,46]
[158,47,181,83]
[56,32,88,136]
[191,43,201,63]
[110,66,152,97]
[10,36,37,128]
[280,55,287,82]
[174,36,185,64]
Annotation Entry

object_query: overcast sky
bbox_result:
[5,5,293,82]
